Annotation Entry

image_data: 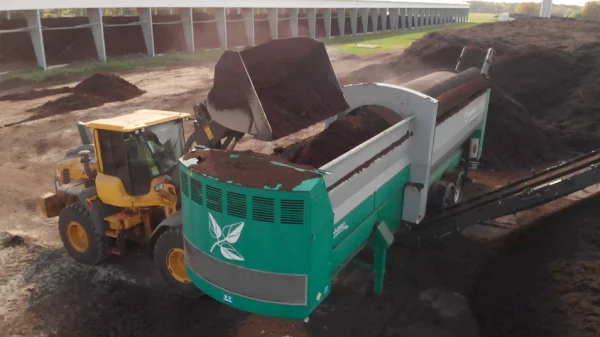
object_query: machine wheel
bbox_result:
[154,227,204,298]
[58,203,109,265]
[443,168,465,204]
[427,180,456,213]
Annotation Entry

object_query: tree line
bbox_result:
[467,0,588,19]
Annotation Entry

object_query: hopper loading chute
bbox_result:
[205,37,349,141]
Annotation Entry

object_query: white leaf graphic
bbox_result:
[220,243,245,261]
[223,222,245,244]
[209,213,222,239]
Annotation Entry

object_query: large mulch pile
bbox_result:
[346,17,600,169]
[5,73,144,127]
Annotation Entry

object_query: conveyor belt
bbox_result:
[400,150,600,247]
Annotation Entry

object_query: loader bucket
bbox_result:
[206,37,349,140]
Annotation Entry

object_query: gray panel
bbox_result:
[185,238,307,305]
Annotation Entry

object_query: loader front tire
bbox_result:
[154,227,204,298]
[58,203,109,265]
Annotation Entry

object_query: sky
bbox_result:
[480,0,589,6]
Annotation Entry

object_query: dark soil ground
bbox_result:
[0,87,72,101]
[347,17,600,170]
[470,193,600,337]
[4,73,144,127]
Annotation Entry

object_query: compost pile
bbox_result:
[272,107,392,169]
[347,18,600,169]
[28,73,144,115]
[184,149,319,190]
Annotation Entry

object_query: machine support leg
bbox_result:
[215,8,227,49]
[323,8,332,38]
[337,8,346,36]
[179,8,194,52]
[349,8,358,35]
[138,8,155,56]
[87,8,107,62]
[289,8,298,38]
[360,8,369,34]
[242,8,255,46]
[307,8,316,39]
[370,8,378,33]
[373,222,394,294]
[267,8,278,39]
[23,10,47,70]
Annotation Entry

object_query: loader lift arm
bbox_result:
[401,150,600,248]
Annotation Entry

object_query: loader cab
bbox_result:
[85,110,190,207]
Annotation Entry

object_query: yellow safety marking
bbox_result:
[204,126,214,140]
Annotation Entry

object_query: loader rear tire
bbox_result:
[58,203,109,265]
[154,227,204,298]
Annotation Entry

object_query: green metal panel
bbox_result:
[307,181,334,312]
[331,205,378,273]
[183,168,312,274]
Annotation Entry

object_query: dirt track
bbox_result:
[2,18,600,337]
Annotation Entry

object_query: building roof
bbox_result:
[2,0,469,11]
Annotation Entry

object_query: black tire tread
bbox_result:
[58,203,109,265]
[154,226,204,298]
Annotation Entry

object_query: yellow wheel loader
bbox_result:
[39,108,242,297]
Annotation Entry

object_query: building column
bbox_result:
[323,8,332,38]
[307,8,316,39]
[360,8,369,34]
[138,8,155,56]
[400,8,405,29]
[267,8,278,39]
[289,8,299,38]
[242,8,255,45]
[337,8,346,36]
[23,10,46,70]
[214,8,227,49]
[349,8,358,35]
[87,8,107,61]
[370,8,378,33]
[389,8,399,30]
[177,8,194,52]
[427,9,432,26]
[379,8,387,32]
[6,11,11,20]
[407,8,413,29]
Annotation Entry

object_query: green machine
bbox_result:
[179,38,493,320]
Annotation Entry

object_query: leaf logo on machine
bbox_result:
[209,213,245,261]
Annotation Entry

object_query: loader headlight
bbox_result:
[154,183,164,192]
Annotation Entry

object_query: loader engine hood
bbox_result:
[179,147,333,320]
[206,37,349,141]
